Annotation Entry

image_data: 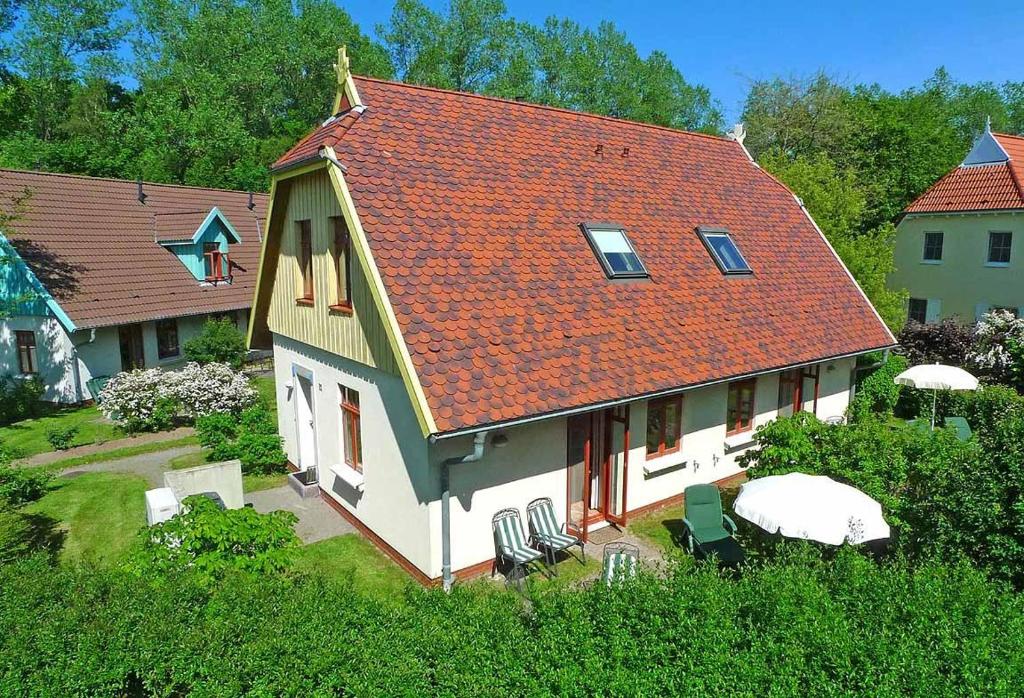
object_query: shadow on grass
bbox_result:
[0,508,65,562]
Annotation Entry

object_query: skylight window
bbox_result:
[697,228,752,275]
[581,224,649,279]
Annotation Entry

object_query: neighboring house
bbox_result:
[891,124,1024,324]
[0,169,267,402]
[248,50,895,587]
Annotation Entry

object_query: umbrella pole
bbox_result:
[931,390,937,430]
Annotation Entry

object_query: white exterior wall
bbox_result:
[0,309,251,403]
[262,341,856,581]
[427,356,856,578]
[0,315,78,401]
[271,333,434,575]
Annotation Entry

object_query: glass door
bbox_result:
[566,413,592,539]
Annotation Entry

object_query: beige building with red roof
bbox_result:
[892,124,1024,324]
[0,169,266,402]
[249,50,894,587]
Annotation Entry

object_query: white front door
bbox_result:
[294,371,317,471]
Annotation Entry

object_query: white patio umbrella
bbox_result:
[893,363,979,429]
[733,473,890,545]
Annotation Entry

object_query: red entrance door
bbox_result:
[565,407,630,541]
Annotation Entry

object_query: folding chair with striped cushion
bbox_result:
[526,497,585,573]
[602,542,639,586]
[492,508,546,585]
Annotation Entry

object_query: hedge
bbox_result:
[1,550,1022,696]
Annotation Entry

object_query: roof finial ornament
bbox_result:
[726,123,746,145]
[331,45,363,115]
[985,114,992,133]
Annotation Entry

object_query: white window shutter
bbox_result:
[925,299,941,324]
[975,303,990,321]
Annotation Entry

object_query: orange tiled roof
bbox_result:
[905,132,1024,214]
[0,169,267,329]
[277,77,895,434]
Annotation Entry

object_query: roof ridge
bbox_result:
[353,75,735,147]
[0,168,269,197]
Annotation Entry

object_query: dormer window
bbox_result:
[155,206,241,283]
[581,223,649,279]
[697,227,752,275]
[203,242,230,281]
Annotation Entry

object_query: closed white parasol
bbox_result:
[733,473,890,545]
[893,363,979,428]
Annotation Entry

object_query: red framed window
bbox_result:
[297,220,314,302]
[341,386,362,472]
[646,396,682,459]
[726,378,757,436]
[330,216,352,311]
[16,331,37,374]
[203,243,229,280]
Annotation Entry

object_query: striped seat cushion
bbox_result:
[536,531,578,550]
[495,515,542,563]
[602,552,638,585]
[528,501,579,551]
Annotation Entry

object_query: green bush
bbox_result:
[236,433,286,474]
[848,353,907,422]
[183,318,247,369]
[197,406,284,473]
[132,495,298,581]
[44,424,79,451]
[0,551,1021,696]
[0,466,53,506]
[741,408,1024,586]
[0,375,45,426]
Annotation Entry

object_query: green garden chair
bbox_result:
[601,542,639,586]
[682,484,745,565]
[492,508,547,587]
[86,375,111,403]
[527,496,585,572]
[944,416,972,441]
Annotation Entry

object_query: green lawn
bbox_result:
[251,375,277,422]
[290,534,411,598]
[0,404,124,458]
[630,504,688,553]
[22,472,148,566]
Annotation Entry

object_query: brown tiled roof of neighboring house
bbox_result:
[0,169,267,329]
[273,77,895,435]
[905,132,1024,214]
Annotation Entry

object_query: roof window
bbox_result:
[697,228,751,275]
[581,224,649,279]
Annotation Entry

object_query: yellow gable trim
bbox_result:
[323,148,438,436]
[332,45,363,114]
[246,176,279,350]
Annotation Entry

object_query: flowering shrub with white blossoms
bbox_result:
[968,310,1024,388]
[100,362,257,432]
[162,362,257,419]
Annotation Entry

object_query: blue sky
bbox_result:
[345,0,1024,122]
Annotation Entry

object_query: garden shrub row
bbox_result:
[0,549,1021,696]
[0,375,43,426]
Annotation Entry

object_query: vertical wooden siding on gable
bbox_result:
[266,171,399,374]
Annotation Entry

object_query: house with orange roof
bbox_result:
[0,170,266,403]
[892,123,1024,324]
[248,49,894,588]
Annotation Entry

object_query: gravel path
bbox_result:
[18,427,196,467]
[59,445,202,487]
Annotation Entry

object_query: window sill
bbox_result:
[984,262,1010,268]
[328,303,353,316]
[643,459,686,478]
[157,354,181,364]
[329,463,365,492]
[724,431,755,452]
[920,260,943,265]
[295,298,315,307]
